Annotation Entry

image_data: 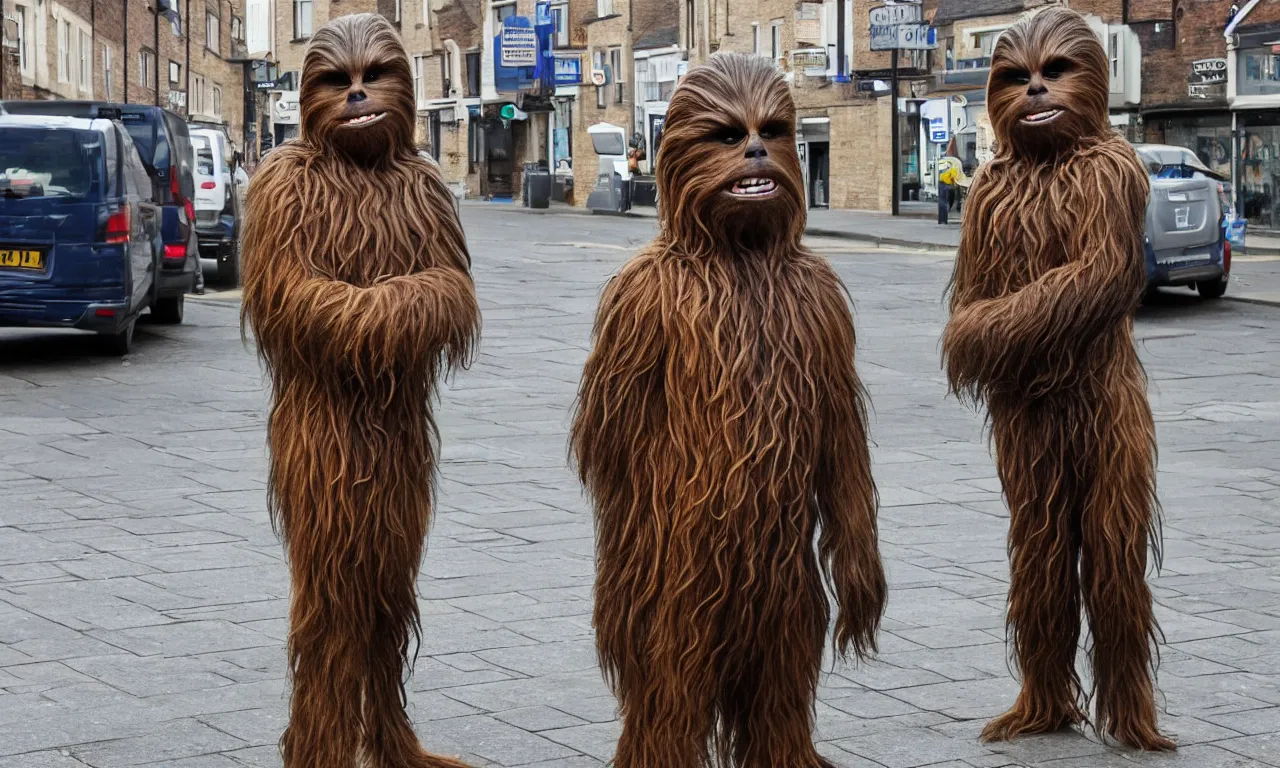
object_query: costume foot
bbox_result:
[1102,717,1176,752]
[980,702,1086,743]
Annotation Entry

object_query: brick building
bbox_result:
[676,0,936,211]
[4,0,247,150]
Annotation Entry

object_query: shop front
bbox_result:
[797,116,830,209]
[1230,24,1280,231]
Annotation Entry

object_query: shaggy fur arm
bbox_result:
[811,269,886,661]
[240,149,479,377]
[570,258,666,498]
[943,145,1148,396]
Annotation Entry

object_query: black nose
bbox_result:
[348,90,367,103]
[1026,79,1047,97]
[744,136,768,159]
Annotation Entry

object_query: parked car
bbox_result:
[0,110,174,355]
[190,126,242,285]
[1,101,200,307]
[1133,143,1234,300]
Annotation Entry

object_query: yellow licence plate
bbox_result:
[0,249,44,270]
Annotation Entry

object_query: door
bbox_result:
[808,141,829,209]
[484,119,514,198]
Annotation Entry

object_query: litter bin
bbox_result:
[523,162,552,209]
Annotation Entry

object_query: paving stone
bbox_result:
[0,208,1275,767]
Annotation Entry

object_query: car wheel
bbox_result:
[1198,275,1228,299]
[217,248,240,287]
[152,295,185,324]
[100,318,136,356]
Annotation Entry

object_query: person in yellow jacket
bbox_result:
[937,137,969,224]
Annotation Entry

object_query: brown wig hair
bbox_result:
[573,52,885,768]
[655,52,807,256]
[300,12,417,165]
[941,7,1174,754]
[240,12,480,768]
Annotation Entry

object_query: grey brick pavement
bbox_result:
[0,208,1278,767]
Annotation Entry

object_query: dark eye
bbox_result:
[713,127,747,145]
[364,66,386,83]
[759,121,790,140]
[320,70,352,87]
[1006,69,1030,85]
[1042,59,1070,79]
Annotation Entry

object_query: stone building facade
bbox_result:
[4,0,247,153]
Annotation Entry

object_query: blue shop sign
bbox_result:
[493,8,555,94]
[554,55,582,86]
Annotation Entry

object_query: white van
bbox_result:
[189,127,241,284]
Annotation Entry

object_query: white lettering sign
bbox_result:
[869,4,921,26]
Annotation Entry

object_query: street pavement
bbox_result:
[1,206,1278,767]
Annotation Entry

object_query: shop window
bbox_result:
[1239,49,1280,97]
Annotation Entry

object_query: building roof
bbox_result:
[634,25,679,51]
[934,0,1028,24]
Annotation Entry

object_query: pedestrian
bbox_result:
[239,13,480,767]
[937,137,962,225]
[942,8,1173,751]
[572,52,885,767]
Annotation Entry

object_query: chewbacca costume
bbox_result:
[240,14,479,768]
[942,9,1173,751]
[571,53,886,768]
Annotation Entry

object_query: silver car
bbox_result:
[1133,143,1232,299]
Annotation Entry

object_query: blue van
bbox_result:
[0,111,173,354]
[1,101,200,301]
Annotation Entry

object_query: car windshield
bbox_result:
[119,113,168,172]
[1136,148,1221,181]
[191,135,216,178]
[0,127,103,199]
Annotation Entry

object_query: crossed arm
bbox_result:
[942,147,1149,397]
[240,157,480,379]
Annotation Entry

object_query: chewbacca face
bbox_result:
[988,8,1110,159]
[300,13,416,162]
[657,53,805,251]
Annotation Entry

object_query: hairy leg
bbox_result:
[280,533,367,768]
[1080,383,1175,752]
[983,404,1087,742]
[720,564,832,768]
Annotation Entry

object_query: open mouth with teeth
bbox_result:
[342,112,386,127]
[728,177,779,198]
[1020,109,1062,124]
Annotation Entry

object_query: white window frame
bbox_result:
[770,20,782,61]
[413,54,426,109]
[597,0,614,18]
[294,0,312,39]
[77,28,91,92]
[57,19,70,82]
[422,0,430,27]
[140,49,156,88]
[551,0,568,48]
[212,85,222,117]
[11,4,31,76]
[169,59,182,85]
[394,0,401,23]
[192,73,206,116]
[609,46,623,104]
[492,0,515,30]
[104,45,114,100]
[206,11,220,53]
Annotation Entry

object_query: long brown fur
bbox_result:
[941,8,1173,752]
[570,52,886,768]
[239,13,480,768]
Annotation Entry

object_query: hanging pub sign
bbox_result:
[1190,58,1228,85]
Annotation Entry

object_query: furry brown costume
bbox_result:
[240,14,479,768]
[571,52,886,768]
[941,8,1173,752]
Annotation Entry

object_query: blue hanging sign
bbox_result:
[554,54,582,85]
[501,19,538,67]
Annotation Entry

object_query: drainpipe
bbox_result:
[124,0,129,101]
[154,2,160,105]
